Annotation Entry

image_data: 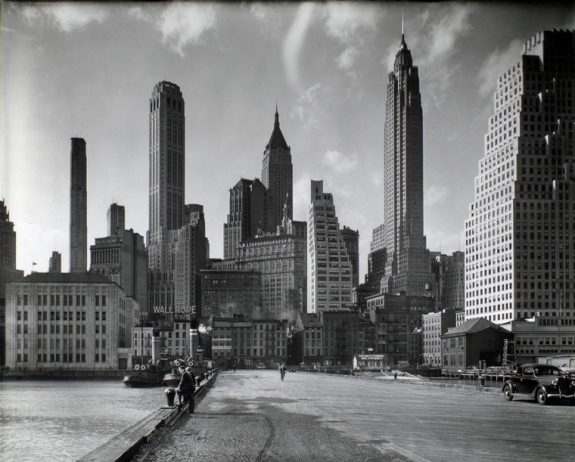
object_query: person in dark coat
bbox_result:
[177,367,196,414]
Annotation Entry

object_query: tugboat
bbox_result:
[123,363,170,388]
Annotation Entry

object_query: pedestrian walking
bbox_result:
[233,365,236,373]
[280,365,286,381]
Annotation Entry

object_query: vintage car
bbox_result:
[502,364,575,405]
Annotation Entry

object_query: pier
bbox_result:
[84,369,575,462]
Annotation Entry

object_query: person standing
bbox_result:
[177,367,196,414]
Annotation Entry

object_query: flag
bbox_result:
[32,262,37,266]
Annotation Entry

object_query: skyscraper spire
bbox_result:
[400,8,407,50]
[275,101,279,125]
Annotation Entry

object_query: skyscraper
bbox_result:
[341,226,360,288]
[465,30,575,325]
[149,81,185,245]
[262,106,293,231]
[308,180,353,313]
[148,81,185,310]
[70,138,87,273]
[223,178,268,259]
[48,251,61,273]
[0,200,16,272]
[107,203,125,237]
[381,32,431,297]
[175,204,207,314]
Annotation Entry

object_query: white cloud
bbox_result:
[425,184,448,207]
[250,3,269,22]
[21,3,109,32]
[478,39,522,99]
[322,150,358,173]
[323,2,379,45]
[159,3,217,56]
[283,3,316,91]
[127,6,150,22]
[336,46,359,71]
[249,3,283,37]
[426,5,473,64]
[322,3,380,73]
[289,83,324,131]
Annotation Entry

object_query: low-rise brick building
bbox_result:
[209,315,287,369]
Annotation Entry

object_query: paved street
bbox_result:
[135,370,575,462]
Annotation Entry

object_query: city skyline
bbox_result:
[2,2,574,278]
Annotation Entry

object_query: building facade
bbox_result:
[321,310,359,366]
[70,138,87,273]
[308,180,353,313]
[132,320,191,363]
[366,292,433,366]
[381,33,432,297]
[5,272,139,370]
[506,314,575,365]
[174,205,207,316]
[0,200,16,274]
[465,31,575,327]
[200,269,262,319]
[48,251,62,273]
[441,318,514,371]
[210,316,288,369]
[223,178,268,259]
[90,227,148,315]
[236,231,307,322]
[430,251,465,311]
[341,226,360,288]
[293,312,323,366]
[422,308,457,366]
[107,203,125,237]
[0,200,24,365]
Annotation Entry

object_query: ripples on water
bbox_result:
[0,380,168,462]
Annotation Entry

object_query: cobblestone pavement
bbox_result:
[133,370,575,462]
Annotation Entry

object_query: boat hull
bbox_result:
[123,372,166,388]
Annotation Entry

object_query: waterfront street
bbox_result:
[134,370,575,462]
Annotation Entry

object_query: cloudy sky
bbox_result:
[1,1,574,279]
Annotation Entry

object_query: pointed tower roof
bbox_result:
[266,105,289,151]
[394,14,413,69]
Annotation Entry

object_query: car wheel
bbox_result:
[503,384,513,401]
[536,387,548,405]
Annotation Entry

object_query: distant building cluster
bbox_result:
[1,29,575,374]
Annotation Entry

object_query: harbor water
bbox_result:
[0,380,168,462]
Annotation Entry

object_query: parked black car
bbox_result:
[502,364,575,405]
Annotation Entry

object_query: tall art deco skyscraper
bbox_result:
[148,81,185,309]
[70,138,87,273]
[262,106,293,231]
[465,30,575,324]
[381,33,431,296]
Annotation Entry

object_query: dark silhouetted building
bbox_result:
[70,138,87,273]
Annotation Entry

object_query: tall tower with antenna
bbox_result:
[381,25,432,296]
